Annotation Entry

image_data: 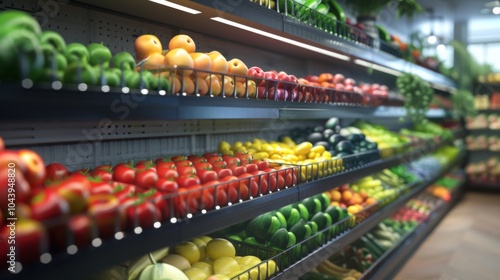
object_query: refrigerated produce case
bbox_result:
[0,0,466,279]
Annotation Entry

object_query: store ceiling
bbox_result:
[416,0,499,21]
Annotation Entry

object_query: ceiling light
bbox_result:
[353,59,403,76]
[493,6,500,14]
[427,34,437,45]
[149,0,201,14]
[210,17,350,61]
[436,43,446,51]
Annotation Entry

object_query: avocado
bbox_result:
[313,125,325,133]
[328,134,345,147]
[335,140,354,153]
[307,132,323,144]
[325,118,339,129]
[322,129,335,140]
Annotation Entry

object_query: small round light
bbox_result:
[436,44,447,51]
[67,245,78,255]
[187,213,193,219]
[115,232,124,240]
[122,87,130,94]
[77,83,88,91]
[159,90,166,95]
[141,88,149,95]
[92,238,102,247]
[154,222,161,228]
[52,81,62,90]
[21,79,33,89]
[493,7,500,14]
[101,85,110,92]
[134,227,143,234]
[40,253,52,264]
[201,209,207,214]
[170,217,178,223]
[427,35,437,44]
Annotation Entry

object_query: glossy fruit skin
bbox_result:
[49,173,91,214]
[17,149,46,189]
[86,194,125,238]
[30,188,70,221]
[124,198,162,229]
[112,183,136,202]
[134,169,159,190]
[112,163,135,185]
[157,167,178,179]
[45,162,69,181]
[0,167,31,214]
[177,174,201,189]
[134,34,163,61]
[155,177,178,193]
[169,34,196,53]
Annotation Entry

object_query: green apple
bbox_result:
[113,51,135,71]
[65,43,89,64]
[123,70,149,89]
[87,43,112,69]
[103,70,120,88]
[40,30,66,53]
[64,63,99,85]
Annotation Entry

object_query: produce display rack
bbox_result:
[270,149,466,279]
[71,0,456,92]
[0,133,462,280]
[0,0,464,279]
[361,178,465,280]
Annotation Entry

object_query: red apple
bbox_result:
[304,75,319,83]
[333,74,345,84]
[30,189,70,221]
[0,167,31,214]
[51,173,91,214]
[17,149,46,189]
[87,194,125,238]
[344,78,355,86]
[0,219,49,266]
[247,66,265,82]
[45,162,69,181]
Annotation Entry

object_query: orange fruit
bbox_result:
[207,51,228,75]
[141,52,165,71]
[169,34,196,53]
[227,58,248,82]
[205,74,222,96]
[164,48,194,76]
[135,34,163,61]
[193,77,209,96]
[190,52,212,78]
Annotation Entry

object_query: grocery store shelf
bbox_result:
[0,84,450,121]
[363,183,465,280]
[272,150,466,279]
[0,136,461,280]
[71,0,456,90]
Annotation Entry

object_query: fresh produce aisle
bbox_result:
[0,0,474,280]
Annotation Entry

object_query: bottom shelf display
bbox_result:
[302,169,465,280]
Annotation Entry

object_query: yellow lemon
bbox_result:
[198,236,212,244]
[191,238,207,261]
[213,257,239,275]
[192,261,213,276]
[160,254,191,270]
[237,256,261,267]
[206,238,236,260]
[183,267,208,280]
[175,241,200,264]
[206,274,230,280]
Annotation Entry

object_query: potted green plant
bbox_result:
[343,0,424,47]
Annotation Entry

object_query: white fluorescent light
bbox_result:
[436,43,446,51]
[210,17,350,61]
[493,7,500,14]
[427,34,437,44]
[149,0,201,14]
[353,59,402,76]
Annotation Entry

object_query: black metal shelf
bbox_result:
[0,85,447,121]
[274,149,466,279]
[0,135,461,280]
[364,183,465,280]
[71,0,456,91]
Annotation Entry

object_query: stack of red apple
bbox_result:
[0,138,297,267]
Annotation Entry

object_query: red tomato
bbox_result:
[177,166,196,175]
[236,153,253,165]
[174,188,196,218]
[194,162,212,170]
[45,162,69,181]
[87,194,125,238]
[277,168,293,188]
[197,169,218,184]
[112,163,135,184]
[155,160,176,169]
[263,168,278,192]
[238,173,259,199]
[155,177,178,193]
[140,189,168,220]
[134,169,159,189]
[88,176,114,195]
[112,183,136,202]
[219,175,240,203]
[253,159,269,170]
[228,164,246,177]
[202,152,220,159]
[213,167,232,180]
[188,155,207,164]
[157,167,178,179]
[92,168,113,181]
[93,164,113,171]
[177,174,200,189]
[124,199,161,229]
[223,156,240,166]
[135,160,155,170]
[46,173,91,214]
[207,156,223,163]
[244,163,258,173]
[212,161,227,168]
[171,155,189,162]
[250,170,269,194]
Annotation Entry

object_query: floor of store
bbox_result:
[394,191,500,280]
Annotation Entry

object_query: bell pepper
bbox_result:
[87,43,112,69]
[39,30,66,53]
[64,42,89,64]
